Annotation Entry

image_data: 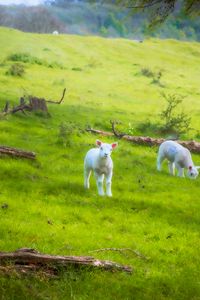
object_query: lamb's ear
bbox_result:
[96,140,102,147]
[111,142,118,150]
[195,166,200,169]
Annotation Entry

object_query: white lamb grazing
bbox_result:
[84,140,118,196]
[157,140,200,179]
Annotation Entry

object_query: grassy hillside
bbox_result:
[0,27,200,299]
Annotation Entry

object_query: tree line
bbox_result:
[0,0,200,41]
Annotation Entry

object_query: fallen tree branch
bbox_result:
[0,146,36,160]
[89,248,148,260]
[86,127,200,153]
[46,88,66,104]
[86,127,114,136]
[110,120,126,138]
[0,248,132,275]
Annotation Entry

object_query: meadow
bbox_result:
[0,26,200,299]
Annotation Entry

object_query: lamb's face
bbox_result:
[96,140,118,159]
[187,166,199,179]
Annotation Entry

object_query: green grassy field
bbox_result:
[0,26,200,300]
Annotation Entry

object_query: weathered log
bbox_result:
[29,97,48,112]
[0,146,36,160]
[0,248,132,274]
[86,127,200,154]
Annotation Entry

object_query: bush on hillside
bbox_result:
[159,93,191,135]
[57,122,83,147]
[6,63,25,77]
[141,67,163,86]
[141,67,154,78]
[7,52,64,69]
[129,93,191,137]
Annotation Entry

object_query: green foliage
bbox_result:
[141,67,155,78]
[6,63,25,77]
[57,122,81,146]
[151,71,163,86]
[104,13,127,37]
[141,67,162,80]
[141,67,163,86]
[71,67,83,71]
[1,2,200,41]
[133,94,191,136]
[100,26,108,37]
[160,93,191,135]
[7,52,64,69]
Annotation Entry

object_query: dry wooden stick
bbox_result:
[46,88,66,104]
[0,146,36,160]
[89,248,148,260]
[86,127,114,136]
[110,120,126,138]
[0,248,132,275]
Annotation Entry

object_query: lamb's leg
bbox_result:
[84,168,91,189]
[157,153,165,171]
[175,163,185,177]
[105,171,113,197]
[168,162,175,176]
[94,172,105,196]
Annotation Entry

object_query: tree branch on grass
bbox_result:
[0,146,36,160]
[86,127,200,153]
[0,248,132,277]
[46,88,66,104]
[110,120,126,138]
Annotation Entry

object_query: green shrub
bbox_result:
[141,67,154,78]
[8,52,37,63]
[71,67,83,71]
[141,67,163,86]
[57,122,83,147]
[6,63,25,77]
[159,93,191,135]
[7,52,64,69]
[133,94,191,137]
[100,26,108,37]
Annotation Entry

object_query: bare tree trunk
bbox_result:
[1,88,66,116]
[29,97,48,112]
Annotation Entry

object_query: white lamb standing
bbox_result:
[52,30,59,35]
[157,140,200,179]
[84,140,118,196]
